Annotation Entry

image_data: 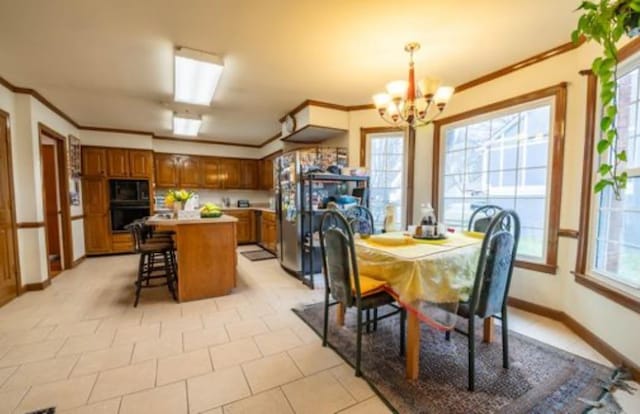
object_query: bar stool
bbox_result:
[127,222,178,307]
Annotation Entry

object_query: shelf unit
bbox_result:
[299,173,370,288]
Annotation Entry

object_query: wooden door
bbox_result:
[129,150,152,178]
[154,154,179,188]
[41,144,62,274]
[106,148,129,177]
[82,147,106,177]
[179,156,201,188]
[240,160,258,189]
[0,111,18,305]
[82,177,111,253]
[201,157,222,189]
[220,159,241,189]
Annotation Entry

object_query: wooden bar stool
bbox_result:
[127,222,178,307]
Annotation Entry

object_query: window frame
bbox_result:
[575,45,640,313]
[432,83,568,274]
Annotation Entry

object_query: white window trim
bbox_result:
[366,131,408,229]
[438,96,556,263]
[587,53,640,296]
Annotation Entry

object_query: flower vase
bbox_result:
[172,201,183,218]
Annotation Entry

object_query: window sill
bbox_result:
[573,272,640,314]
[515,260,557,275]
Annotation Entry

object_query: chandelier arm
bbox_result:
[378,112,403,127]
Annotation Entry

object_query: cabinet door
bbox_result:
[225,210,254,243]
[201,157,222,189]
[179,156,202,188]
[82,178,108,215]
[84,215,111,254]
[155,154,179,188]
[240,160,258,189]
[129,150,153,178]
[106,148,129,177]
[260,159,274,190]
[220,159,241,189]
[82,147,106,177]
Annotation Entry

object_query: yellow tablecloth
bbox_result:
[354,232,482,305]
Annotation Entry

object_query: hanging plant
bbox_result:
[572,0,640,199]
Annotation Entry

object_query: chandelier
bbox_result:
[373,42,454,128]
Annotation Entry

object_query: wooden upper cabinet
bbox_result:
[240,160,258,189]
[179,156,202,188]
[106,148,129,177]
[82,177,108,215]
[260,159,274,190]
[82,147,107,177]
[201,157,222,189]
[155,154,179,188]
[220,158,241,189]
[129,150,153,178]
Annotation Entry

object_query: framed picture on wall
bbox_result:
[68,135,81,178]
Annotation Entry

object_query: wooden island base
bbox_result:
[147,215,238,302]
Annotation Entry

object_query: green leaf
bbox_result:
[630,2,640,12]
[580,1,597,10]
[606,105,617,118]
[598,163,612,175]
[607,129,617,140]
[597,139,611,153]
[572,30,581,44]
[594,179,613,193]
[601,90,614,105]
[617,150,628,162]
[592,57,603,73]
[600,116,612,131]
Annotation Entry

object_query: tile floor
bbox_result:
[0,245,637,413]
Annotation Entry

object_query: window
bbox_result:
[365,131,406,230]
[592,61,640,289]
[433,84,567,273]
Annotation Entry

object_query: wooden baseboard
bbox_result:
[72,255,86,267]
[24,279,51,291]
[508,296,640,380]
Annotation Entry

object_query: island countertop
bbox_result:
[147,215,238,226]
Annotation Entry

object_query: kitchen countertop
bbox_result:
[221,207,276,213]
[147,214,238,225]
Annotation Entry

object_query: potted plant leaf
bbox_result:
[572,0,640,199]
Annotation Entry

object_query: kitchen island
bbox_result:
[146,215,238,302]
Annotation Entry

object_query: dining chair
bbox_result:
[344,205,375,236]
[446,209,520,391]
[319,210,406,377]
[468,204,503,233]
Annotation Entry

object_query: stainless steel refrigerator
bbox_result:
[276,147,348,276]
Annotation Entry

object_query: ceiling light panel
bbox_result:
[173,114,202,136]
[174,47,224,106]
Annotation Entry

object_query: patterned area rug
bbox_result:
[293,303,614,414]
[240,249,277,261]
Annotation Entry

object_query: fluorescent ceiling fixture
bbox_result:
[174,47,224,106]
[173,114,202,136]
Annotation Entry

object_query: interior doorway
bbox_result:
[39,124,72,279]
[0,109,19,305]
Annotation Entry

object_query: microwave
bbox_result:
[109,179,149,203]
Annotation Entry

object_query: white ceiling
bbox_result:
[0,0,580,145]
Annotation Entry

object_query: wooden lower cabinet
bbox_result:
[84,215,111,254]
[111,233,134,253]
[223,210,255,244]
[260,211,277,253]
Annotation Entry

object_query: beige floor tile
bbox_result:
[262,312,301,332]
[113,323,160,345]
[202,309,242,329]
[1,354,79,391]
[71,344,133,377]
[282,370,356,414]
[161,315,204,335]
[180,298,217,317]
[253,328,303,356]
[288,342,343,376]
[0,365,17,387]
[291,322,322,344]
[120,381,187,414]
[0,387,27,414]
[48,320,100,339]
[520,318,578,351]
[131,331,183,362]
[1,325,55,347]
[183,325,229,352]
[237,302,277,320]
[222,388,294,414]
[209,338,262,370]
[141,305,183,325]
[16,374,97,412]
[0,338,65,367]
[157,348,212,386]
[58,398,121,414]
[95,313,143,336]
[202,409,223,414]
[89,359,156,402]
[57,332,115,356]
[225,318,269,341]
[329,365,374,401]
[337,397,392,414]
[242,352,303,394]
[187,367,251,413]
[215,294,249,310]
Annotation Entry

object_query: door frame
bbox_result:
[38,123,72,279]
[0,108,21,300]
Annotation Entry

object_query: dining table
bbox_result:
[339,231,486,380]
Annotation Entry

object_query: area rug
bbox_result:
[240,249,277,261]
[293,303,620,414]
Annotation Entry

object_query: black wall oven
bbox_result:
[109,179,151,232]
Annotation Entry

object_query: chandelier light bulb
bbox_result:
[434,86,455,104]
[373,93,391,109]
[418,77,441,97]
[386,80,408,99]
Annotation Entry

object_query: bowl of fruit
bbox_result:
[200,202,223,218]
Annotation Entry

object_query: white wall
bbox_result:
[80,130,153,149]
